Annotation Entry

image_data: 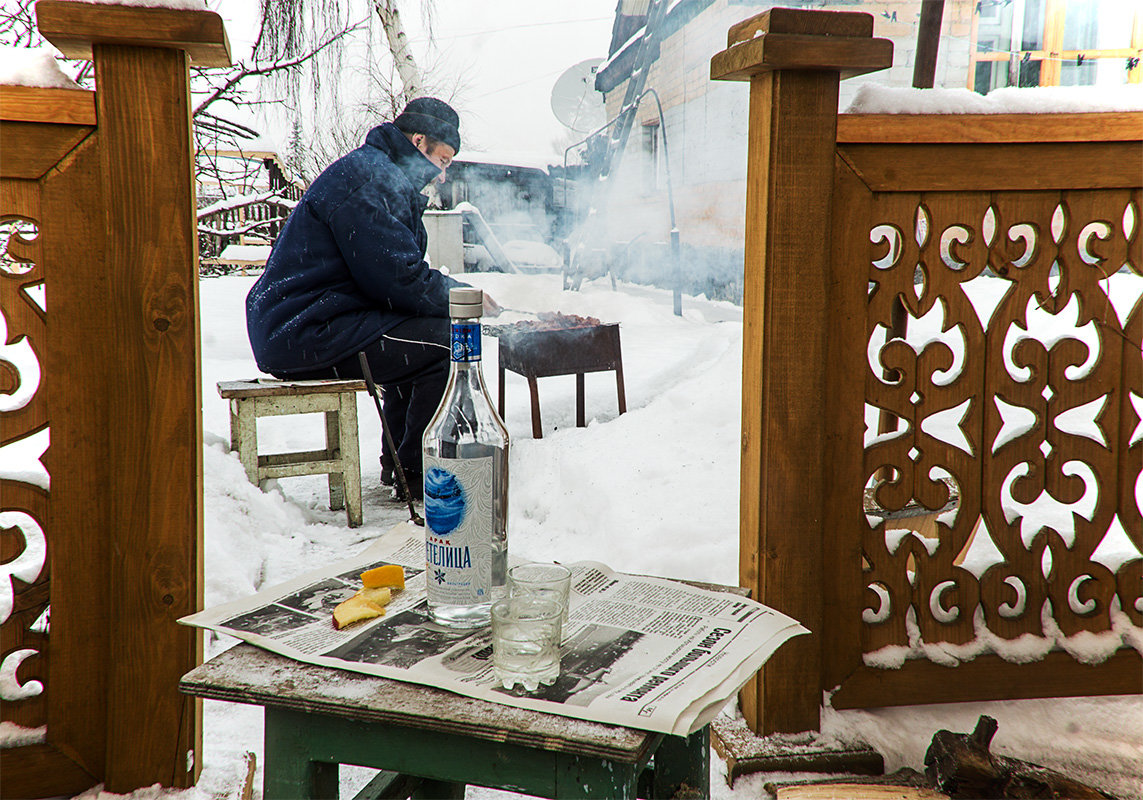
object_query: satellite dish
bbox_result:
[551,58,606,133]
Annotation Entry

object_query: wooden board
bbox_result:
[774,784,948,799]
[820,157,873,695]
[1,138,106,800]
[0,85,96,125]
[838,141,1142,191]
[738,67,840,735]
[217,378,368,399]
[180,643,658,765]
[831,650,1143,710]
[0,121,93,180]
[93,44,201,793]
[0,743,99,800]
[837,112,1143,145]
[726,7,873,46]
[711,31,893,82]
[36,0,231,67]
[711,716,883,784]
[39,133,109,799]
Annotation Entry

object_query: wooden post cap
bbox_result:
[36,0,232,67]
[711,8,892,82]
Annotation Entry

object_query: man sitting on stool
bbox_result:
[246,97,499,500]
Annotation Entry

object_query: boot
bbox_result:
[393,469,423,502]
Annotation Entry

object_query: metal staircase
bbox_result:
[597,0,672,185]
[565,0,672,290]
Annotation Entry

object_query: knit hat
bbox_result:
[393,97,461,153]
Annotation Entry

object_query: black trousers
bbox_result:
[313,318,450,476]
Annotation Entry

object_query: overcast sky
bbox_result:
[212,0,619,161]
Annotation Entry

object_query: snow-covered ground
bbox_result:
[41,271,1143,799]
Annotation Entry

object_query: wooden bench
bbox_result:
[218,379,367,528]
[180,643,710,800]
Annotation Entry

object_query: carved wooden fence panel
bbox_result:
[826,126,1142,711]
[0,2,229,796]
[712,7,1141,736]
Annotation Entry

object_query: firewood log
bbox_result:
[923,715,1117,799]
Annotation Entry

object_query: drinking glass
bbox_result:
[490,596,561,692]
[508,562,572,633]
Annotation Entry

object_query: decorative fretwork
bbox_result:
[1,211,48,716]
[861,189,1142,660]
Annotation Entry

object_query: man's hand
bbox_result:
[483,293,503,318]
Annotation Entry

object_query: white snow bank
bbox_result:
[0,46,80,90]
[502,239,563,268]
[846,83,1143,114]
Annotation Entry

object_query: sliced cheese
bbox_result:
[332,594,385,630]
[357,586,391,606]
[362,564,405,590]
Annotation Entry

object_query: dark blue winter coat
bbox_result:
[246,123,461,376]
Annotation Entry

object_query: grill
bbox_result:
[487,314,627,438]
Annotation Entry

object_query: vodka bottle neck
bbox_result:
[450,318,483,366]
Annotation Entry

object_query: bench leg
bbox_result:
[650,727,709,799]
[411,779,465,799]
[232,399,259,486]
[555,754,641,800]
[339,392,363,528]
[325,410,345,512]
[264,707,339,800]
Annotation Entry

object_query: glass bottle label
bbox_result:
[451,322,481,362]
[423,454,493,606]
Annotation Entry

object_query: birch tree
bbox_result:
[372,0,423,105]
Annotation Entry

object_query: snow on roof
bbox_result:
[68,0,208,9]
[598,27,644,74]
[456,150,557,171]
[241,131,284,154]
[0,46,81,89]
[216,244,272,263]
[846,83,1143,115]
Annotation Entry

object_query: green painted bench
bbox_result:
[180,643,710,799]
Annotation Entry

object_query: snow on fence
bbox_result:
[713,7,1141,738]
[0,2,230,797]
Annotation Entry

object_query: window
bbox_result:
[968,0,1141,92]
[642,120,660,193]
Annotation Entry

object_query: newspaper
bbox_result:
[180,522,808,736]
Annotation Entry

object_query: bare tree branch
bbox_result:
[191,17,367,118]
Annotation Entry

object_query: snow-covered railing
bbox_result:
[0,2,230,796]
[712,7,1142,738]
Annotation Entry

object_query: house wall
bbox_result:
[594,0,976,298]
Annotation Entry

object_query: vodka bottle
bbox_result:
[422,287,509,628]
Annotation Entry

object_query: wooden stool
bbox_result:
[218,379,366,528]
[181,643,710,800]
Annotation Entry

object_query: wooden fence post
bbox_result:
[32,2,230,793]
[711,8,891,735]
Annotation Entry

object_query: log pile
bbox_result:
[923,716,1117,799]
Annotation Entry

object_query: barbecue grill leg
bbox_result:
[498,364,505,419]
[527,375,542,439]
[576,374,586,428]
[615,361,627,415]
